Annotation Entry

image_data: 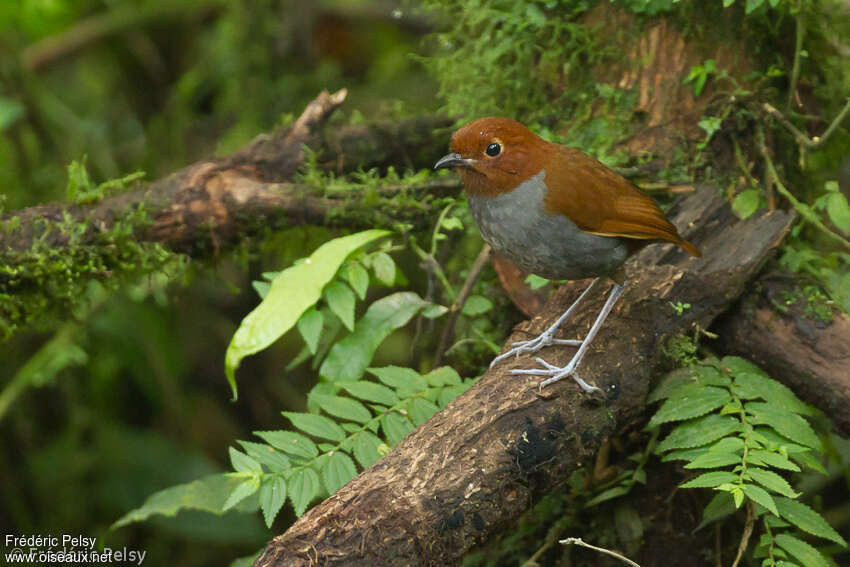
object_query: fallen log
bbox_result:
[254,185,795,566]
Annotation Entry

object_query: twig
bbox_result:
[763,98,850,151]
[730,501,756,567]
[785,9,804,111]
[434,243,491,366]
[560,537,641,567]
[756,125,850,251]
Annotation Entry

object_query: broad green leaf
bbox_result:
[741,483,778,516]
[656,414,740,453]
[744,468,798,498]
[438,382,474,407]
[345,262,370,299]
[238,441,291,472]
[733,371,812,415]
[0,97,25,131]
[775,497,847,546]
[696,492,736,531]
[711,437,745,453]
[371,252,396,285]
[648,364,729,404]
[225,229,389,398]
[745,0,765,14]
[680,471,738,489]
[252,280,270,299]
[336,380,399,406]
[648,386,731,427]
[732,188,761,219]
[324,281,356,331]
[774,534,831,567]
[296,308,324,355]
[462,295,493,316]
[684,452,741,469]
[323,451,357,493]
[407,397,440,426]
[424,367,462,387]
[223,476,261,511]
[746,402,822,452]
[746,449,800,472]
[319,293,430,382]
[259,476,286,528]
[584,485,630,508]
[112,473,258,528]
[382,411,414,445]
[826,191,850,235]
[255,431,318,460]
[282,412,345,442]
[289,468,321,516]
[310,393,372,424]
[351,431,383,468]
[369,365,427,391]
[230,447,263,474]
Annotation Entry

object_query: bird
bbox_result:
[434,117,700,393]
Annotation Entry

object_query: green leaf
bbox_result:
[336,380,399,406]
[345,262,370,299]
[462,295,493,316]
[259,476,287,528]
[112,473,258,528]
[680,471,738,489]
[732,371,812,415]
[648,386,731,427]
[656,414,740,453]
[230,447,263,474]
[407,397,440,426]
[826,192,850,235]
[584,485,630,508]
[382,411,414,445]
[774,534,830,567]
[289,468,321,516]
[745,468,798,498]
[282,412,345,442]
[319,293,430,381]
[746,402,822,452]
[255,431,318,460]
[745,0,765,14]
[225,230,390,398]
[369,366,427,391]
[324,281,356,331]
[323,451,358,493]
[424,367,462,387]
[350,431,383,468]
[296,308,324,355]
[775,497,848,546]
[0,96,25,131]
[732,188,761,219]
[252,281,270,299]
[310,394,372,424]
[696,492,736,531]
[648,365,729,403]
[223,476,261,511]
[684,452,741,469]
[371,252,396,285]
[524,274,550,290]
[238,441,291,472]
[741,483,778,516]
[747,450,800,472]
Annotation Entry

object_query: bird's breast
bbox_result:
[467,170,628,280]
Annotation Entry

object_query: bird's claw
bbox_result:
[510,357,600,393]
[490,332,581,369]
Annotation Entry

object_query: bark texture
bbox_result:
[254,186,795,567]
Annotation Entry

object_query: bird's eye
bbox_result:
[485,142,501,157]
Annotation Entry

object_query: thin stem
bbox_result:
[560,538,641,567]
[763,98,850,151]
[785,8,804,111]
[730,501,756,567]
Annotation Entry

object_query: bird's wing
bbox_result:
[543,146,701,256]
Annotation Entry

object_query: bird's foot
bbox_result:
[489,330,581,370]
[510,357,600,393]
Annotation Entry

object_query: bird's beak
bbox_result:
[433,152,471,170]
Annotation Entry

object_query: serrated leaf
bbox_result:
[462,295,493,316]
[696,492,736,531]
[351,431,383,468]
[282,412,345,442]
[584,485,630,508]
[790,450,827,474]
[372,252,396,285]
[255,430,318,460]
[259,476,287,527]
[424,367,462,387]
[323,452,358,493]
[345,262,370,299]
[741,483,778,515]
[684,452,741,469]
[230,447,263,474]
[324,281,356,331]
[745,468,798,498]
[309,393,372,424]
[297,308,324,355]
[336,381,399,406]
[369,365,427,391]
[746,402,822,452]
[438,382,473,407]
[826,191,850,235]
[225,229,389,398]
[747,450,800,472]
[382,411,414,445]
[238,441,291,472]
[656,414,740,453]
[407,397,440,426]
[680,471,738,489]
[648,386,731,427]
[733,371,812,415]
[319,293,430,381]
[223,476,261,511]
[289,468,321,516]
[775,497,847,546]
[774,533,831,567]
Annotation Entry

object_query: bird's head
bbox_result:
[434,117,550,196]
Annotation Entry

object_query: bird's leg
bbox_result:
[510,281,625,393]
[489,278,603,369]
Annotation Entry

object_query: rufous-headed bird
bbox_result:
[434,117,700,393]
